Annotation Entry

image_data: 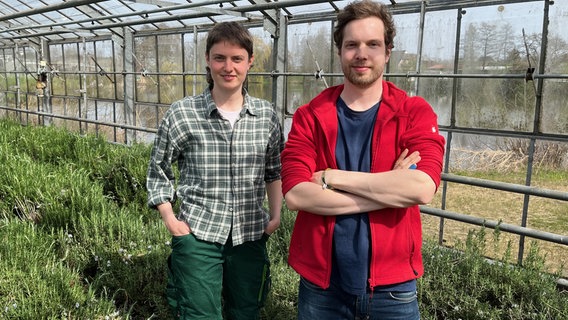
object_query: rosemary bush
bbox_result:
[0,119,566,319]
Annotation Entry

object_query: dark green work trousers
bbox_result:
[167,233,271,320]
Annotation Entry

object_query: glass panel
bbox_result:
[26,94,39,113]
[183,32,199,97]
[62,43,80,97]
[49,45,65,96]
[184,75,208,98]
[63,43,80,70]
[417,10,459,126]
[137,104,156,128]
[247,75,272,102]
[91,40,116,100]
[134,36,158,103]
[460,3,543,74]
[157,34,183,104]
[548,1,568,75]
[0,49,5,76]
[448,133,528,180]
[422,10,458,67]
[6,92,16,110]
[541,80,568,134]
[388,12,420,87]
[455,78,535,131]
[195,32,207,83]
[136,103,159,144]
[250,27,274,74]
[114,102,125,123]
[114,42,124,100]
[66,74,81,98]
[286,21,333,114]
[288,21,334,78]
[8,49,16,72]
[418,76,452,127]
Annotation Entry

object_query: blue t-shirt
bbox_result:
[330,98,378,294]
[331,97,416,294]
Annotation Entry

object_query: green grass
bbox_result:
[1,119,567,319]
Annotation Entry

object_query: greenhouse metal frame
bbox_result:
[0,0,567,280]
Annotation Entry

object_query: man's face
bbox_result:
[339,16,391,88]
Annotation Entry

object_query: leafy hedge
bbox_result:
[0,119,566,319]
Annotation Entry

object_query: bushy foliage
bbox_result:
[0,120,170,319]
[0,119,566,319]
[420,228,568,319]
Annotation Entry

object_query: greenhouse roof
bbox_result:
[0,0,344,46]
[0,0,541,48]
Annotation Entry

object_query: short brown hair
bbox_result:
[205,21,254,89]
[206,21,254,58]
[333,0,396,52]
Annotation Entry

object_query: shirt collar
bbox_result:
[204,87,257,118]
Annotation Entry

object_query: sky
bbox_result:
[394,1,566,61]
[283,1,567,64]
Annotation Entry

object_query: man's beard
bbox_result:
[343,64,382,88]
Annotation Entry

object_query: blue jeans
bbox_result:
[298,277,420,320]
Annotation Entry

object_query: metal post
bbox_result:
[123,28,136,144]
[40,39,52,126]
[438,7,466,246]
[518,0,551,266]
[81,38,88,134]
[414,0,426,96]
[14,44,22,122]
[193,25,198,96]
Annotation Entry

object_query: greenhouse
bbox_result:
[1,0,567,318]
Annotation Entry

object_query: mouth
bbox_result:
[351,65,370,72]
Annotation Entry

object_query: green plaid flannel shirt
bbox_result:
[147,88,284,246]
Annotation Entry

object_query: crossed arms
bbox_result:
[284,149,437,216]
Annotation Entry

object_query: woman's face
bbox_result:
[206,40,254,94]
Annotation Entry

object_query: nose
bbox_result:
[223,59,233,70]
[354,45,367,60]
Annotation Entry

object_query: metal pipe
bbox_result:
[81,37,88,134]
[4,68,568,81]
[0,105,156,133]
[442,173,568,201]
[414,0,426,95]
[420,206,568,246]
[0,0,107,22]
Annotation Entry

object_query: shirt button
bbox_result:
[228,207,233,212]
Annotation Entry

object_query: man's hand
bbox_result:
[393,148,420,170]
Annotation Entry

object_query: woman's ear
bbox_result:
[248,54,255,70]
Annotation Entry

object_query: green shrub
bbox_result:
[1,119,567,319]
[420,228,568,319]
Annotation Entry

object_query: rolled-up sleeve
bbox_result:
[146,114,178,209]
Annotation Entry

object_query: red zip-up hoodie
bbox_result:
[281,81,445,290]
